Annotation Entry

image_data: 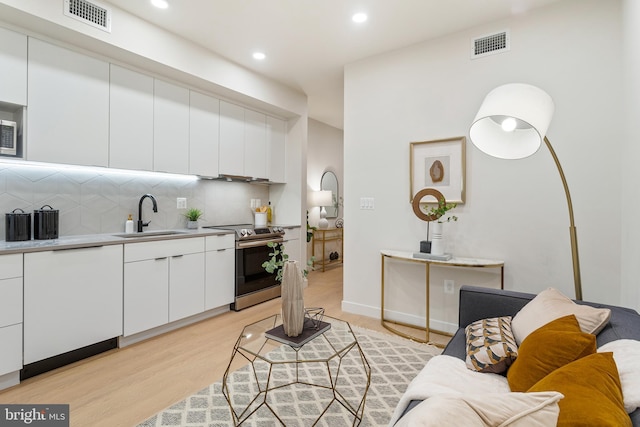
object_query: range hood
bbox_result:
[199,173,270,184]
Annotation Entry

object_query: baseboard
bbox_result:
[21,338,118,381]
[118,305,230,348]
[0,371,20,391]
[341,300,458,335]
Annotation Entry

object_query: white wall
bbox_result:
[621,0,640,310]
[343,0,627,328]
[307,119,344,227]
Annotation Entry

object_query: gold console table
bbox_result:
[312,227,344,272]
[380,250,504,345]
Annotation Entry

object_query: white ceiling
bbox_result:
[103,0,562,129]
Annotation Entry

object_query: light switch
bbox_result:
[177,198,187,209]
[360,197,375,210]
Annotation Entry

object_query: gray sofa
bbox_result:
[401,285,640,425]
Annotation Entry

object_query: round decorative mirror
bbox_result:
[320,170,339,218]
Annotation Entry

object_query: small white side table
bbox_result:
[380,249,504,345]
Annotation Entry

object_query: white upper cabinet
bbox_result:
[153,79,189,174]
[267,116,286,183]
[109,65,154,171]
[219,100,245,176]
[27,38,109,167]
[244,109,267,179]
[0,27,27,106]
[189,91,220,177]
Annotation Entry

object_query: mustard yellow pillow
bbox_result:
[507,314,596,392]
[528,352,631,427]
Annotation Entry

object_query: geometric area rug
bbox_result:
[137,327,442,427]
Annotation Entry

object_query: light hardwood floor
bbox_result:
[0,266,447,426]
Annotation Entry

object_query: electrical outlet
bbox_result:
[444,280,455,294]
[177,198,187,209]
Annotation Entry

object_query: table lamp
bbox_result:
[469,83,582,300]
[313,190,333,229]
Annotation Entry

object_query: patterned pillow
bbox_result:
[465,316,518,374]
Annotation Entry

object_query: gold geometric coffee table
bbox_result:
[222,314,371,426]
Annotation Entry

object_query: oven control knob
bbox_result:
[240,229,248,237]
[246,229,254,235]
[276,227,284,233]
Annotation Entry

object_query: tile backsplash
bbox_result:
[0,162,269,239]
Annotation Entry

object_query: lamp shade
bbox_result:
[469,83,555,159]
[313,190,333,207]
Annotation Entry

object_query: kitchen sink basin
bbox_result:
[113,230,188,238]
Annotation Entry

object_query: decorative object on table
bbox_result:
[5,208,31,241]
[469,83,582,300]
[411,188,456,259]
[320,170,340,218]
[280,260,306,337]
[303,307,325,330]
[183,207,202,229]
[410,136,466,204]
[335,217,344,228]
[312,190,333,229]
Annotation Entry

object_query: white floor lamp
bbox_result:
[469,83,582,300]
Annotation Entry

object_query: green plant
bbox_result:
[183,208,203,221]
[262,241,314,282]
[423,197,458,223]
[306,210,316,242]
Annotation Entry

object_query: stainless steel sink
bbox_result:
[113,230,188,238]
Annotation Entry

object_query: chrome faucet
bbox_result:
[137,194,158,232]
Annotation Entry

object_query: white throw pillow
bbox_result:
[598,339,640,413]
[393,391,563,427]
[511,287,611,345]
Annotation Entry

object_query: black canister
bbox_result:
[34,205,59,240]
[5,208,31,241]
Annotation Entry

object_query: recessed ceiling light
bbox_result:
[253,52,266,60]
[151,0,169,9]
[352,13,368,23]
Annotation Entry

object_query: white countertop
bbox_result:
[381,249,504,267]
[0,228,234,255]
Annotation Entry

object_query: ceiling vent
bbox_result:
[64,0,112,33]
[471,30,510,59]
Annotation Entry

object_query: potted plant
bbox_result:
[422,198,457,256]
[262,241,314,282]
[423,197,458,223]
[183,208,203,229]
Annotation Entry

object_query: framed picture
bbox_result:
[410,136,466,204]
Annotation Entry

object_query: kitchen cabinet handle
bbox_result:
[154,257,167,261]
[172,254,184,258]
[217,248,227,252]
[53,245,104,252]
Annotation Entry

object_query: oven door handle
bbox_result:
[236,237,283,249]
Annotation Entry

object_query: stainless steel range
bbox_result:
[204,224,285,311]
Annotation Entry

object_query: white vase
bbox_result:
[430,221,445,255]
[187,220,198,229]
[281,260,305,337]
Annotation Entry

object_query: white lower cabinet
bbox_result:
[205,234,235,310]
[0,254,23,381]
[123,237,205,336]
[23,246,123,365]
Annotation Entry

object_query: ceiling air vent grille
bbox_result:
[64,0,112,33]
[471,30,509,59]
